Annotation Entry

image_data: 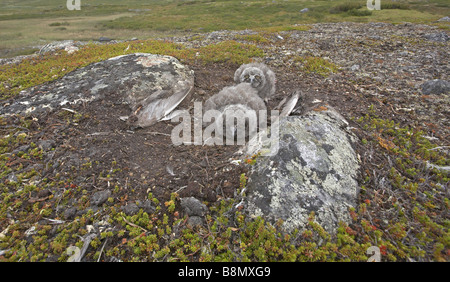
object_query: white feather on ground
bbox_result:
[129,80,194,128]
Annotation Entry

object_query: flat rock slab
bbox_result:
[245,107,360,234]
[1,53,194,128]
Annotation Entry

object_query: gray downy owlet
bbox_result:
[203,83,267,142]
[234,62,276,103]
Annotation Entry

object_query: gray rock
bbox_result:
[38,40,81,54]
[420,79,450,95]
[300,8,309,13]
[423,32,448,42]
[122,202,140,215]
[98,37,112,42]
[12,145,30,155]
[138,200,156,214]
[186,216,204,227]
[180,197,208,217]
[437,16,450,22]
[37,189,52,198]
[0,53,195,129]
[64,45,79,54]
[64,207,77,220]
[350,64,360,71]
[244,107,360,234]
[91,190,111,206]
[36,139,56,151]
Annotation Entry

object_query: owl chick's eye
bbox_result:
[255,75,261,80]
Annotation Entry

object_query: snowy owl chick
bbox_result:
[234,62,276,102]
[203,83,266,142]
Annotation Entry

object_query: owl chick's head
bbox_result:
[239,67,266,91]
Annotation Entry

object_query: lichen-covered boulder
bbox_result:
[244,107,360,234]
[1,53,194,128]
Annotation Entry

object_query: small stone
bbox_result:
[64,207,77,220]
[12,145,30,155]
[138,200,156,214]
[300,8,309,13]
[91,190,111,206]
[350,64,360,71]
[122,202,140,216]
[98,37,112,42]
[65,45,79,54]
[186,216,204,227]
[180,197,207,217]
[37,189,52,198]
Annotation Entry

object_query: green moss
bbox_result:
[294,56,340,77]
[381,2,410,10]
[235,34,270,44]
[329,2,364,14]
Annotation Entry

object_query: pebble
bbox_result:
[122,202,140,216]
[64,207,77,220]
[350,64,360,71]
[186,216,204,227]
[98,37,112,42]
[180,197,207,217]
[91,190,111,206]
[12,145,30,155]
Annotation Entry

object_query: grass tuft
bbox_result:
[329,2,364,14]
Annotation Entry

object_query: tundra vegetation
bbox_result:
[0,0,448,262]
